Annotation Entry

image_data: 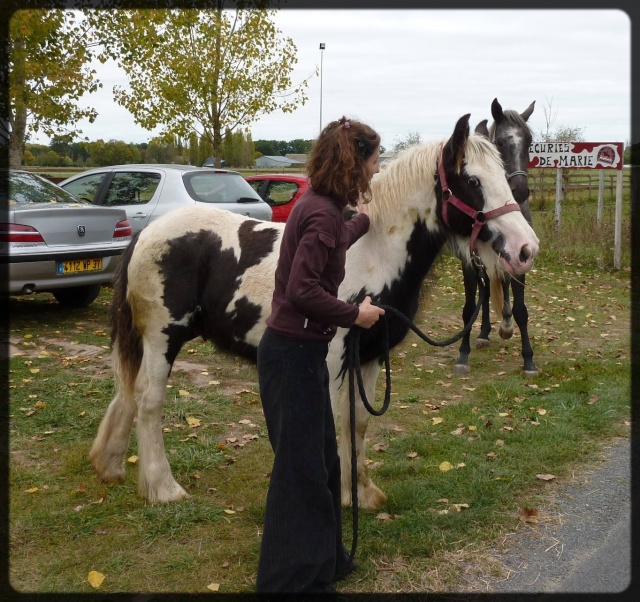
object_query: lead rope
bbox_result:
[344,269,488,562]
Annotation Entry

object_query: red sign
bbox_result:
[528,142,624,170]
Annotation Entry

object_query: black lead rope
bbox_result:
[344,270,488,562]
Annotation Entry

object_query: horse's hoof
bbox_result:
[454,363,471,375]
[499,327,514,340]
[342,481,387,510]
[358,482,387,510]
[90,456,126,483]
[475,337,490,349]
[523,368,539,377]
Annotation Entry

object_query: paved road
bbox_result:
[454,436,635,599]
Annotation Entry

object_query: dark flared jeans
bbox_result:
[256,328,351,594]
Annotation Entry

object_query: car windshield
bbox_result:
[2,172,89,205]
[184,172,263,204]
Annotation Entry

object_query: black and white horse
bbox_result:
[455,98,538,375]
[90,114,539,509]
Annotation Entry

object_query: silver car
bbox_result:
[59,164,272,234]
[1,170,132,307]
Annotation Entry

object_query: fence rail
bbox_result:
[528,167,631,205]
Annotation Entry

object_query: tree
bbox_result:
[88,1,313,168]
[7,6,102,167]
[537,96,585,142]
[392,131,422,153]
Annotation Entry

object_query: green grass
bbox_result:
[6,207,631,593]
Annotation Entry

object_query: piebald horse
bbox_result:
[90,114,539,509]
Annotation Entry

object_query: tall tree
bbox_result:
[392,131,422,153]
[7,6,102,167]
[89,1,313,168]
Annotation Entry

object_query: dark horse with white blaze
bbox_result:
[454,98,538,376]
[90,114,539,510]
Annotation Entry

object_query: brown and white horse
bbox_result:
[90,114,539,509]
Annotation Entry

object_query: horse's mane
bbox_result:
[368,134,503,229]
[489,109,533,139]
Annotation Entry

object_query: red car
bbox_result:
[245,173,309,222]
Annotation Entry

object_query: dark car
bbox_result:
[244,173,309,222]
[1,170,132,307]
[60,164,272,234]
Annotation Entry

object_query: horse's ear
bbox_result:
[475,119,490,138]
[491,98,504,122]
[444,113,470,172]
[521,100,535,122]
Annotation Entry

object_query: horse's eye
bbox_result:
[468,176,480,187]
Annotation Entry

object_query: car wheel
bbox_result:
[52,284,102,308]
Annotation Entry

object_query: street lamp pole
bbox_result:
[319,43,325,133]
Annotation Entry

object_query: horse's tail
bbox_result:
[490,272,504,319]
[110,234,143,398]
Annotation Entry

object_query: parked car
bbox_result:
[245,173,309,222]
[59,164,272,234]
[202,157,226,168]
[1,170,132,307]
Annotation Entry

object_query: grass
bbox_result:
[4,207,631,594]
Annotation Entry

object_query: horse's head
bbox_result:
[490,98,535,204]
[438,113,539,277]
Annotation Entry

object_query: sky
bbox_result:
[30,8,632,149]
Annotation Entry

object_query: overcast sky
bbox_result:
[31,8,632,148]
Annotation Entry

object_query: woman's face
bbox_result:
[365,145,381,181]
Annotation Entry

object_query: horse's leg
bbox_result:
[89,340,137,482]
[476,269,493,348]
[511,274,538,375]
[331,360,386,510]
[498,277,515,340]
[455,262,481,374]
[136,335,189,503]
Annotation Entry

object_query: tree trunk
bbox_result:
[9,105,27,168]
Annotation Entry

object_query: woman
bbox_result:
[256,116,385,594]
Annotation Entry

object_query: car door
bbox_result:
[100,171,164,234]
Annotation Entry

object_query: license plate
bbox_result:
[57,258,103,274]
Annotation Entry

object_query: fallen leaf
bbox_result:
[376,512,393,521]
[439,461,453,472]
[536,408,547,415]
[372,443,387,452]
[24,487,38,494]
[209,380,221,385]
[207,583,220,591]
[450,503,470,512]
[536,473,556,481]
[30,368,40,374]
[87,570,105,588]
[127,455,138,464]
[178,389,190,396]
[186,416,201,427]
[224,509,236,514]
[407,451,418,459]
[450,427,465,436]
[432,417,444,425]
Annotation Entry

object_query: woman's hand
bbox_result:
[354,296,384,328]
[356,193,369,216]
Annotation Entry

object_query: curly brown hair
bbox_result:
[306,116,381,207]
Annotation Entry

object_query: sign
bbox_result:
[528,142,624,170]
